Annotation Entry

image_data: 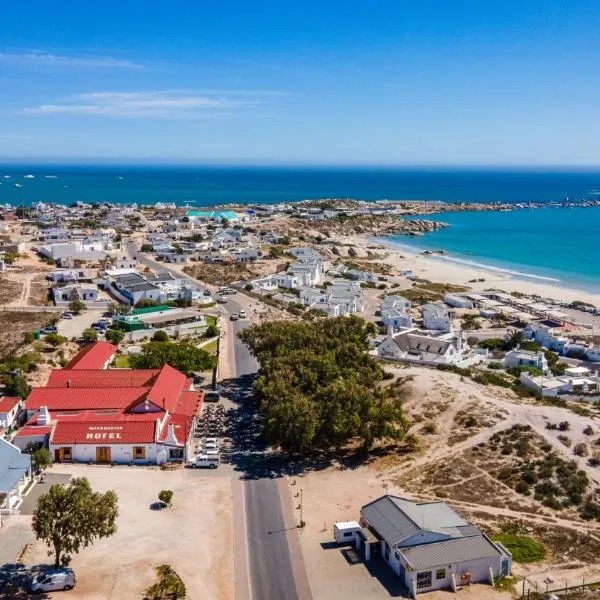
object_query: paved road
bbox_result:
[125,241,308,600]
[245,480,299,600]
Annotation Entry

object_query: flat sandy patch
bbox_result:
[25,464,234,600]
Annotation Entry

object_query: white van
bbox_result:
[333,521,362,544]
[30,568,76,592]
[190,454,220,469]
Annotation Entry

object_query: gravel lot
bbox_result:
[22,464,234,600]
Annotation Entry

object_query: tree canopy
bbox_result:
[239,316,408,455]
[32,477,118,568]
[129,340,216,373]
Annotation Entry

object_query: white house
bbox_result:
[422,303,452,332]
[52,284,99,305]
[287,260,323,286]
[345,269,376,282]
[0,438,33,515]
[444,294,474,309]
[49,268,92,283]
[250,275,279,291]
[0,396,22,430]
[378,327,474,366]
[381,308,413,329]
[381,295,411,313]
[299,280,364,316]
[356,496,511,597]
[503,349,549,373]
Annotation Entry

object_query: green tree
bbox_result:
[239,316,407,455]
[33,448,52,472]
[129,341,216,373]
[69,299,86,313]
[82,328,98,343]
[44,333,66,347]
[204,324,219,338]
[23,331,35,344]
[144,564,186,600]
[503,329,525,350]
[105,328,125,345]
[141,243,154,252]
[32,477,118,568]
[158,489,173,507]
[152,330,169,342]
[3,374,31,398]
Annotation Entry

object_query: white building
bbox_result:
[0,438,33,515]
[519,367,599,397]
[357,496,511,597]
[422,303,452,332]
[503,349,549,373]
[444,294,474,309]
[381,308,413,329]
[378,327,474,366]
[49,268,92,283]
[0,396,22,430]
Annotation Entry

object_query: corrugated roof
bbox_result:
[47,369,159,388]
[361,496,420,546]
[0,439,31,493]
[131,305,173,315]
[66,341,117,370]
[145,364,188,413]
[0,396,20,413]
[27,387,148,411]
[399,535,501,570]
[51,420,156,445]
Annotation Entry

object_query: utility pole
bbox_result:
[299,488,304,528]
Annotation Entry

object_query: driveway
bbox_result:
[19,473,72,515]
[56,311,101,340]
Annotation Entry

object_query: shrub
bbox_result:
[558,421,570,431]
[152,330,169,342]
[583,425,594,436]
[491,534,545,563]
[158,490,173,507]
[557,435,571,447]
[515,481,530,495]
[487,361,504,370]
[422,422,437,435]
[574,443,588,457]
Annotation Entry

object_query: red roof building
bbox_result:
[16,357,203,464]
[65,341,117,370]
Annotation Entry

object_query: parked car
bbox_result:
[203,441,219,451]
[229,314,239,321]
[91,323,106,331]
[238,310,247,319]
[41,326,58,334]
[204,391,220,403]
[203,290,212,296]
[30,568,76,593]
[216,297,228,304]
[60,312,73,319]
[189,454,219,469]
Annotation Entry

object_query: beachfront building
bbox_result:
[444,294,474,309]
[519,366,600,397]
[422,303,452,332]
[298,280,364,316]
[503,349,549,373]
[16,343,202,465]
[378,327,476,367]
[380,295,413,330]
[356,495,511,597]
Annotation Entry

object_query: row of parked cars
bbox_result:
[189,437,221,469]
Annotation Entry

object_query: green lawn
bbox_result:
[492,534,546,563]
[202,339,218,354]
[205,315,217,326]
[114,355,131,368]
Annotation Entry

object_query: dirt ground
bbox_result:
[22,464,234,600]
[296,367,600,599]
[0,311,56,356]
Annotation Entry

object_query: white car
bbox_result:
[239,310,247,319]
[31,568,76,592]
[190,454,219,469]
[204,437,219,445]
[204,448,220,457]
[203,441,219,451]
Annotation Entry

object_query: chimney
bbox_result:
[37,406,51,426]
[66,379,71,388]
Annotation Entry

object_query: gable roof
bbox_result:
[399,535,501,570]
[27,387,149,411]
[144,364,188,413]
[46,369,159,389]
[66,341,117,370]
[51,419,157,445]
[0,396,20,413]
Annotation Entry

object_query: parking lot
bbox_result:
[15,464,234,599]
[56,310,102,340]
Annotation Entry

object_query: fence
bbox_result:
[520,576,600,598]
[0,305,61,313]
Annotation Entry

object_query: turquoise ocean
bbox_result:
[0,165,599,291]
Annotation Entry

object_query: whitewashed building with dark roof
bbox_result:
[358,496,512,597]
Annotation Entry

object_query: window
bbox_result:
[133,446,145,460]
[416,571,432,589]
[436,568,446,580]
[169,448,184,459]
[394,551,400,561]
[63,447,72,460]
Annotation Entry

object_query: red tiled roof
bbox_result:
[47,369,159,389]
[0,396,20,413]
[26,387,148,411]
[144,364,188,413]
[173,391,203,417]
[66,341,117,370]
[51,420,157,445]
[14,425,53,438]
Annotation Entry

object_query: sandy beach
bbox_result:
[352,235,600,306]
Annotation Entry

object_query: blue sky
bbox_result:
[2,1,600,165]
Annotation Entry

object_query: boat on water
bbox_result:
[14,183,23,188]
[24,174,35,179]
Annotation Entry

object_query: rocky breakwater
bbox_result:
[310,214,448,237]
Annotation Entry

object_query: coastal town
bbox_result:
[0,197,599,599]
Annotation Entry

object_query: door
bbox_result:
[54,448,62,462]
[96,447,111,463]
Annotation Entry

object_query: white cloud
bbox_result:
[0,52,141,69]
[24,90,263,119]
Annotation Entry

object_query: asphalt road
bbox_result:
[125,241,306,600]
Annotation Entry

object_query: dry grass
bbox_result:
[0,311,55,356]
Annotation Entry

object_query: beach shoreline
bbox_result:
[348,234,600,306]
